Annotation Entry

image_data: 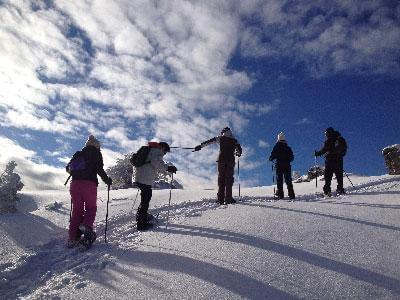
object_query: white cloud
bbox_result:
[258,139,270,148]
[1,0,398,189]
[0,136,65,190]
[295,118,312,125]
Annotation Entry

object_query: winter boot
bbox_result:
[288,184,295,200]
[275,190,284,200]
[336,188,346,195]
[224,198,236,204]
[78,225,97,251]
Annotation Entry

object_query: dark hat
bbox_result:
[159,142,170,152]
[325,127,335,134]
[221,127,231,134]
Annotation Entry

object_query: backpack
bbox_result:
[335,136,347,156]
[67,151,90,177]
[130,146,151,167]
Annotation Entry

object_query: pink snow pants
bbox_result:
[69,180,97,240]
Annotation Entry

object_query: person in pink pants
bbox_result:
[66,135,112,248]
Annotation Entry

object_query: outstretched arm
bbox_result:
[193,136,219,151]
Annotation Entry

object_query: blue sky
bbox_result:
[0,0,399,190]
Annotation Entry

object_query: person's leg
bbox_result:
[276,168,284,199]
[217,161,226,204]
[68,181,84,241]
[81,181,98,231]
[224,161,235,203]
[137,183,152,227]
[335,160,345,194]
[284,167,295,199]
[323,162,334,195]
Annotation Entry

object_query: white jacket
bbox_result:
[132,147,169,186]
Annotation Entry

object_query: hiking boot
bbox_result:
[78,225,97,245]
[225,198,236,204]
[137,222,154,231]
[337,188,346,195]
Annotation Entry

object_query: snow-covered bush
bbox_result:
[382,144,400,175]
[0,161,24,213]
[106,154,183,190]
[307,165,324,181]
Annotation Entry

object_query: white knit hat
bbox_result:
[277,132,285,141]
[85,134,100,149]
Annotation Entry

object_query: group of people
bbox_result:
[65,126,346,249]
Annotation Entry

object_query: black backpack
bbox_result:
[67,151,90,177]
[335,136,347,156]
[130,146,151,167]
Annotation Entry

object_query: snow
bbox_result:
[1,174,400,299]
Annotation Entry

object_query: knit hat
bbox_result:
[277,132,285,141]
[325,127,335,134]
[221,127,232,137]
[85,134,100,149]
[159,142,170,152]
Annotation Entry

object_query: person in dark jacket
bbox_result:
[269,132,295,199]
[315,127,345,196]
[194,127,242,205]
[66,135,112,248]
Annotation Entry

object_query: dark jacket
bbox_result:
[201,134,242,163]
[68,145,108,185]
[269,141,294,171]
[315,131,342,161]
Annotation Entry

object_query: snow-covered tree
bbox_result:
[0,161,24,213]
[106,154,183,190]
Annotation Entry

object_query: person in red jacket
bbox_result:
[194,127,242,205]
[66,135,112,249]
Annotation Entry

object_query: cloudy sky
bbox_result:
[1,0,399,190]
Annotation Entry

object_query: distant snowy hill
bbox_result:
[1,174,400,299]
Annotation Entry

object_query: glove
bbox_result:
[314,150,319,157]
[167,165,177,173]
[106,176,112,186]
[194,145,202,152]
[235,149,242,157]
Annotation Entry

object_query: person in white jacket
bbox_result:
[132,142,177,230]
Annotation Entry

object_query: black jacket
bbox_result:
[316,131,343,161]
[269,141,294,171]
[68,145,108,185]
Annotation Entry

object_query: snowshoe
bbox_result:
[78,225,97,251]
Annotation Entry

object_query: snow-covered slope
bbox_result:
[1,174,400,299]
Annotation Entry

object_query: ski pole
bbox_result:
[314,155,318,188]
[344,170,355,188]
[104,184,110,243]
[238,158,241,198]
[170,146,195,150]
[64,175,71,186]
[272,163,276,197]
[130,188,140,214]
[69,198,72,223]
[165,173,174,230]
